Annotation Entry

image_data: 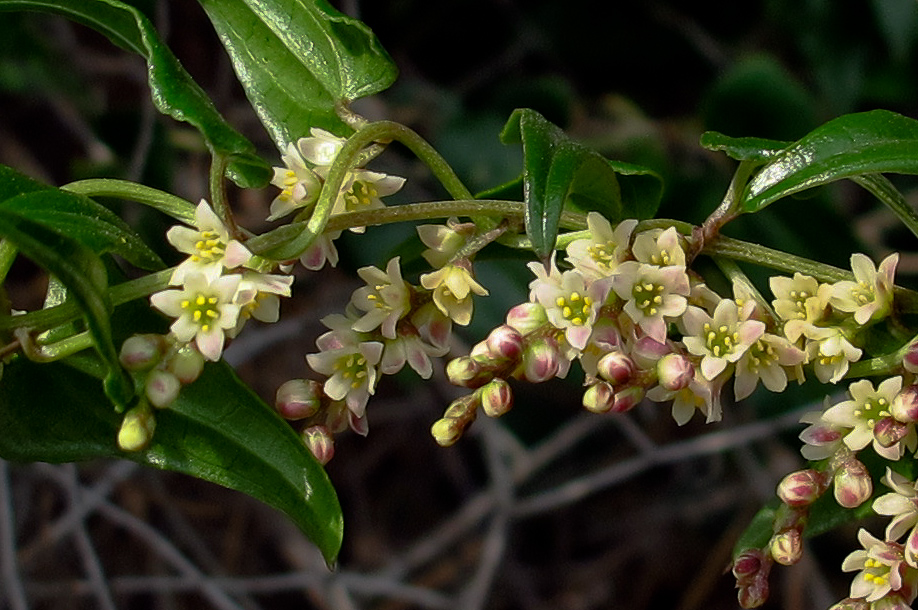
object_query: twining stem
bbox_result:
[61,179,196,223]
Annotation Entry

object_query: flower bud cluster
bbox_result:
[116,333,206,451]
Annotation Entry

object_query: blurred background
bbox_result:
[2,0,918,608]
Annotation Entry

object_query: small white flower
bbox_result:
[874,468,918,568]
[267,143,323,221]
[330,170,405,233]
[297,127,347,168]
[806,326,863,384]
[166,200,253,284]
[823,377,904,460]
[631,226,687,267]
[420,263,488,326]
[611,261,690,343]
[150,271,242,361]
[733,332,806,400]
[565,214,636,280]
[229,271,294,337]
[681,299,765,381]
[842,529,911,603]
[298,231,341,271]
[770,273,831,342]
[798,406,847,461]
[831,253,899,326]
[417,218,475,269]
[350,257,411,339]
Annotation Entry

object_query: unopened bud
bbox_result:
[770,529,803,565]
[119,334,165,371]
[610,386,644,413]
[892,385,918,423]
[431,417,465,447]
[834,458,873,508]
[118,405,156,452]
[484,325,524,363]
[904,343,918,374]
[656,353,694,391]
[446,356,488,388]
[596,351,635,385]
[521,336,561,383]
[731,549,765,580]
[737,574,769,609]
[302,425,334,464]
[505,302,547,335]
[275,379,322,420]
[631,336,670,369]
[166,344,205,384]
[349,411,369,437]
[874,416,909,448]
[777,469,828,507]
[479,379,513,417]
[829,598,870,610]
[583,381,616,414]
[145,370,181,409]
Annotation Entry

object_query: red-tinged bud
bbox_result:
[444,393,480,421]
[904,343,918,373]
[119,334,166,371]
[145,370,181,409]
[874,416,910,448]
[479,379,513,417]
[583,381,616,414]
[610,386,644,413]
[446,356,488,388]
[521,336,561,383]
[469,341,491,364]
[737,575,769,609]
[777,469,828,507]
[431,417,465,447]
[892,385,918,423]
[118,405,156,452]
[485,325,524,362]
[302,425,334,464]
[596,351,635,385]
[656,353,694,391]
[166,344,205,384]
[770,529,803,565]
[828,598,870,610]
[731,549,765,580]
[275,379,322,420]
[834,458,873,508]
[505,302,547,335]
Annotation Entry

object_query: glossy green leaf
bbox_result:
[606,159,663,220]
[0,0,271,188]
[699,131,789,162]
[501,108,623,261]
[0,357,344,564]
[196,0,398,147]
[740,109,918,213]
[0,207,132,407]
[0,166,164,270]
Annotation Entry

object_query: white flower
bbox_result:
[806,326,864,384]
[350,257,411,339]
[770,273,831,342]
[631,226,686,267]
[874,468,918,568]
[565,214,636,280]
[681,300,765,381]
[798,406,847,460]
[330,170,405,233]
[150,271,242,361]
[842,529,913,604]
[267,143,323,221]
[298,231,341,271]
[166,200,253,284]
[646,369,723,424]
[420,263,489,326]
[297,127,347,168]
[733,332,806,400]
[379,325,448,379]
[417,218,475,269]
[229,271,294,337]
[823,377,904,460]
[831,253,899,326]
[611,261,690,343]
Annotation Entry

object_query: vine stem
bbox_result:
[61,179,196,223]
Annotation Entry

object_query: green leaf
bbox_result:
[501,108,623,261]
[0,357,344,564]
[740,109,918,214]
[699,131,790,162]
[606,159,663,221]
[196,0,398,147]
[0,206,132,407]
[0,166,164,270]
[0,0,271,188]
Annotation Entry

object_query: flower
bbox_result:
[166,200,253,284]
[420,263,489,326]
[841,529,916,604]
[823,377,905,460]
[798,406,847,460]
[565,214,636,280]
[874,468,918,567]
[297,127,347,168]
[298,231,341,271]
[681,299,765,381]
[229,271,294,337]
[733,332,806,400]
[268,143,323,221]
[330,170,405,233]
[350,257,411,339]
[150,271,242,361]
[831,253,899,326]
[417,218,475,268]
[647,369,723,424]
[611,261,690,343]
[770,273,830,342]
[806,325,864,384]
[380,324,447,378]
[631,226,686,267]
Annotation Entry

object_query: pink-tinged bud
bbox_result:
[656,353,694,391]
[829,598,870,610]
[118,406,156,452]
[770,529,803,565]
[479,379,513,417]
[521,336,561,383]
[119,334,165,371]
[737,573,769,608]
[731,549,765,580]
[904,343,918,373]
[505,302,547,335]
[485,325,524,362]
[833,458,873,508]
[302,425,334,464]
[610,386,644,413]
[431,417,464,447]
[166,344,205,384]
[145,370,181,409]
[874,416,910,448]
[349,411,369,437]
[583,381,616,414]
[631,336,670,369]
[596,351,635,385]
[777,469,828,507]
[892,385,918,423]
[446,356,488,388]
[275,379,322,420]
